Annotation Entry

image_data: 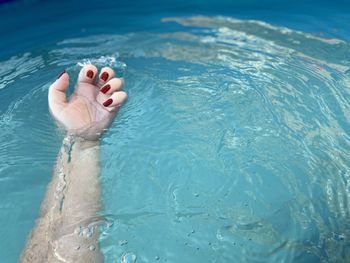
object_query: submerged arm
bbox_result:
[21,137,103,263]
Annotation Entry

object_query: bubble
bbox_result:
[119,240,128,246]
[107,221,114,228]
[74,226,81,235]
[82,228,90,237]
[187,229,195,237]
[121,252,137,263]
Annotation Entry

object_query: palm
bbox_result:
[49,65,127,140]
[60,82,114,130]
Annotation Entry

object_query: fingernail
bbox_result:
[103,98,113,107]
[100,84,111,94]
[87,70,94,79]
[100,72,109,81]
[57,69,66,79]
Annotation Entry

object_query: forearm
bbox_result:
[21,136,103,263]
[59,136,101,224]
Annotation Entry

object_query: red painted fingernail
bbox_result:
[103,98,113,107]
[100,72,109,81]
[87,70,94,79]
[100,84,111,94]
[57,69,66,79]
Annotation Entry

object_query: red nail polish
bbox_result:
[100,84,111,94]
[87,70,94,79]
[57,69,66,79]
[103,98,113,107]
[100,72,109,81]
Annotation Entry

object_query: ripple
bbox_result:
[1,15,350,263]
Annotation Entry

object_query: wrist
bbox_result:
[74,138,100,150]
[63,134,100,151]
[66,128,103,142]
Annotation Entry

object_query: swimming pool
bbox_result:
[0,0,350,262]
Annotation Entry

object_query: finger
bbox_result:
[99,78,124,95]
[77,64,98,84]
[97,67,115,87]
[102,91,128,110]
[48,70,69,114]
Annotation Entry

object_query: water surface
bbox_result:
[0,1,350,262]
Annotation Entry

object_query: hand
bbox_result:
[48,64,127,140]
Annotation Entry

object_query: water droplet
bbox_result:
[89,245,95,251]
[75,245,80,250]
[155,256,160,260]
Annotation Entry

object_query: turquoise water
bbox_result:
[1,1,350,262]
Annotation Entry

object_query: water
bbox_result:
[1,1,350,262]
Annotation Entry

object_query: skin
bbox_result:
[20,64,127,263]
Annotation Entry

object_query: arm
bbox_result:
[21,138,103,263]
[21,65,127,263]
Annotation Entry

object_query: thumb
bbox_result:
[48,70,69,115]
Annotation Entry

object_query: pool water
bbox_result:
[1,0,350,262]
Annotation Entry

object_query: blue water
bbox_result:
[1,0,350,262]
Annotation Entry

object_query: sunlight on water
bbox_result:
[0,15,350,262]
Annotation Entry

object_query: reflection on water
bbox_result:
[0,16,350,262]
